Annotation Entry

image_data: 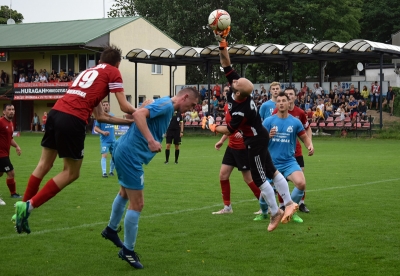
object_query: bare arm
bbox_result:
[306,127,312,141]
[215,125,232,136]
[93,102,134,125]
[132,107,161,153]
[299,133,314,156]
[94,125,109,136]
[215,134,228,150]
[115,91,136,114]
[11,139,21,156]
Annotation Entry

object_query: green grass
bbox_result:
[0,134,399,276]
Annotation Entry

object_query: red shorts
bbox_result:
[350,112,358,119]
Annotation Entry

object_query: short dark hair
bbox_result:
[277,91,289,100]
[283,87,295,93]
[3,104,13,111]
[100,45,122,66]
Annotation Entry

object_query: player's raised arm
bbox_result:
[215,27,231,67]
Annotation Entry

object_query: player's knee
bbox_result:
[295,180,306,191]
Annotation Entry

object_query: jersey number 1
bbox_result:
[71,69,99,89]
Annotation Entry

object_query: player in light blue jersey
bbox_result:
[258,81,280,121]
[101,88,199,269]
[94,101,116,178]
[262,92,314,222]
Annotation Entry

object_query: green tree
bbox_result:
[360,0,400,43]
[0,6,24,24]
[109,0,362,83]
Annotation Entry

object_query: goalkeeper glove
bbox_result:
[214,26,231,49]
[201,116,217,133]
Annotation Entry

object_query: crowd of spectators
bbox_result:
[13,67,77,84]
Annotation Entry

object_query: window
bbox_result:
[138,95,146,105]
[126,95,132,103]
[151,64,162,74]
[51,54,75,73]
[78,53,100,72]
[153,95,160,100]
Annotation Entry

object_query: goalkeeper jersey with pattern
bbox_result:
[223,66,268,145]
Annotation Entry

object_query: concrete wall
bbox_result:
[109,18,186,119]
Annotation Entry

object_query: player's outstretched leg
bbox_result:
[15,201,31,234]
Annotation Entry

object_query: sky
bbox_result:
[0,0,117,23]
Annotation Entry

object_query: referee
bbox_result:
[164,111,184,164]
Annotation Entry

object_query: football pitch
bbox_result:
[0,134,399,276]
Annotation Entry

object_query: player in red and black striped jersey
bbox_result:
[0,104,22,203]
[204,27,299,231]
[14,45,137,234]
[211,104,261,215]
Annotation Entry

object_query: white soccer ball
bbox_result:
[208,9,231,31]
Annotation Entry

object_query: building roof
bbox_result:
[0,17,139,50]
[125,39,400,66]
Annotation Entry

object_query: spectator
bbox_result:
[361,85,369,102]
[212,95,219,118]
[201,100,209,117]
[304,95,313,111]
[43,69,49,80]
[332,94,340,110]
[357,100,367,121]
[184,110,191,122]
[324,100,333,118]
[39,73,48,83]
[13,66,18,83]
[199,85,207,101]
[382,86,395,116]
[212,83,221,100]
[18,74,25,83]
[306,108,313,120]
[348,95,358,125]
[314,83,322,97]
[189,108,200,122]
[328,89,335,101]
[333,84,340,94]
[349,84,355,96]
[217,98,225,118]
[370,81,380,110]
[301,82,309,94]
[68,68,74,78]
[41,112,47,132]
[312,107,324,123]
[335,104,347,124]
[31,113,40,132]
[33,75,40,83]
[354,88,362,101]
[0,70,7,86]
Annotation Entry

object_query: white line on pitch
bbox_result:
[0,178,398,240]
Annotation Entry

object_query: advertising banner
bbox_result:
[13,82,71,100]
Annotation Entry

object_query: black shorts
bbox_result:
[166,130,181,145]
[0,156,13,172]
[222,147,250,171]
[296,155,305,168]
[41,109,86,160]
[247,137,276,187]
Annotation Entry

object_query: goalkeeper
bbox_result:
[202,27,298,232]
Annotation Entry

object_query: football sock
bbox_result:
[259,181,278,215]
[258,195,269,215]
[273,173,292,205]
[101,157,107,174]
[124,209,141,251]
[299,192,306,205]
[291,187,305,204]
[220,179,231,206]
[175,149,180,162]
[109,159,115,173]
[165,149,170,162]
[23,175,43,201]
[277,193,285,207]
[247,181,261,199]
[29,178,61,209]
[6,178,16,195]
[108,193,128,230]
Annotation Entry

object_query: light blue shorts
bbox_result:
[113,144,144,190]
[275,160,302,179]
[101,141,115,155]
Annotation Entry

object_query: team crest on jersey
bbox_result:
[287,126,293,133]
